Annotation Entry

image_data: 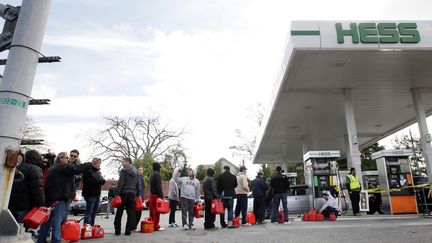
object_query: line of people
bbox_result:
[8,149,107,243]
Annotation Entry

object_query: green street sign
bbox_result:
[335,22,420,44]
[0,97,27,108]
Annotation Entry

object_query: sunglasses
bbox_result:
[70,155,78,158]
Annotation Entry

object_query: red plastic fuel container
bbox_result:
[23,207,49,229]
[194,203,204,218]
[141,217,154,233]
[81,224,93,240]
[62,219,80,242]
[156,198,170,214]
[303,212,309,221]
[232,217,240,228]
[278,211,285,223]
[329,213,337,221]
[246,211,256,225]
[92,225,104,238]
[316,214,324,221]
[210,200,224,214]
[308,209,317,221]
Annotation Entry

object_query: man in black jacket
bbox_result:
[37,152,96,243]
[114,157,140,235]
[106,182,117,218]
[270,166,290,224]
[9,150,45,225]
[135,166,145,229]
[251,172,268,224]
[217,166,237,228]
[203,168,219,230]
[149,162,164,231]
[82,158,106,226]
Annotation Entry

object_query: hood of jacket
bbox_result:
[206,168,215,177]
[24,150,42,167]
[122,166,137,177]
[153,162,161,172]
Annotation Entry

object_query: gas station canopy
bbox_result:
[253,21,432,164]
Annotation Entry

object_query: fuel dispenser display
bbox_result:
[371,150,418,214]
[304,151,341,209]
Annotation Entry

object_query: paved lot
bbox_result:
[63,212,432,243]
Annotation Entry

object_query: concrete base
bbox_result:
[0,235,33,243]
[0,209,19,236]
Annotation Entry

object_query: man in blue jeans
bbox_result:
[270,166,291,224]
[82,158,105,226]
[38,152,96,243]
[217,166,237,228]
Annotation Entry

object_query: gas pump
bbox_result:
[304,151,340,209]
[282,172,297,186]
[362,171,384,214]
[371,150,418,214]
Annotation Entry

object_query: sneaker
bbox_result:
[227,225,235,228]
[183,225,189,230]
[168,224,175,228]
[190,224,196,230]
[283,221,291,225]
[156,228,165,231]
[273,222,279,225]
[174,223,180,227]
[241,223,251,226]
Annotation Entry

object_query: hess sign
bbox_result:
[335,23,420,44]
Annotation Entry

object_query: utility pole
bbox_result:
[0,0,52,237]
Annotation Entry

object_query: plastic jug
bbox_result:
[81,224,93,239]
[156,198,170,214]
[278,211,284,223]
[61,219,80,242]
[23,207,49,229]
[211,199,224,214]
[92,225,104,238]
[141,217,154,233]
[246,211,256,225]
[303,212,309,221]
[316,214,324,221]
[232,217,240,228]
[194,203,204,218]
[329,213,337,221]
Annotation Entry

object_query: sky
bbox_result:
[2,0,432,178]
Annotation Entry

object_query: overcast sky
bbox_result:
[2,0,432,177]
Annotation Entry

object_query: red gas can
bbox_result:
[62,219,80,242]
[23,207,49,229]
[210,200,224,214]
[194,203,204,218]
[278,211,285,223]
[81,224,93,239]
[303,212,309,221]
[141,217,154,233]
[111,196,122,208]
[316,214,324,221]
[232,217,240,228]
[329,213,337,221]
[308,209,317,221]
[92,225,104,238]
[156,198,170,214]
[246,211,256,225]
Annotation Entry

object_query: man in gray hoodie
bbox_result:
[114,158,140,236]
[173,167,200,230]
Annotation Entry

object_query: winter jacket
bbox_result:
[44,162,93,203]
[150,163,163,198]
[82,167,106,197]
[117,166,140,196]
[173,168,200,201]
[251,176,268,198]
[203,168,218,201]
[168,178,179,201]
[270,172,290,194]
[217,171,237,198]
[9,150,45,211]
[70,160,82,200]
[108,186,117,199]
[235,172,250,195]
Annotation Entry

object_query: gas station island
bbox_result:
[253,21,432,214]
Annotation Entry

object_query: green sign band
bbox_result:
[0,97,27,108]
[291,30,320,36]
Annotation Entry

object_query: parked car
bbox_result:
[233,184,311,216]
[70,191,110,216]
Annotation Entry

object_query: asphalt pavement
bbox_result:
[60,211,432,243]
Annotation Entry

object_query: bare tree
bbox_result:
[90,114,185,167]
[230,103,264,161]
[21,117,48,151]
